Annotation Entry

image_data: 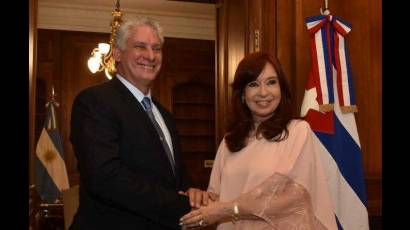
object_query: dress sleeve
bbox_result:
[207,139,227,200]
[234,121,337,230]
[234,172,328,229]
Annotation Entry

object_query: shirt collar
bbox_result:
[116,74,151,103]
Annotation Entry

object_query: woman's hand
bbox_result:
[179,188,210,208]
[179,201,232,229]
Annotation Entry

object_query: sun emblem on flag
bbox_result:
[44,149,56,163]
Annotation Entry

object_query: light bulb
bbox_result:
[87,56,100,73]
[98,43,110,55]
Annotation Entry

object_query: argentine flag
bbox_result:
[301,15,369,229]
[35,99,69,203]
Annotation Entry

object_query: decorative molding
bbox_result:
[38,2,216,40]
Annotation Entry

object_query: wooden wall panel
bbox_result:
[169,0,216,3]
[216,0,248,143]
[261,0,277,58]
[155,37,215,110]
[277,0,296,109]
[29,0,38,228]
[248,0,262,52]
[155,37,216,189]
[29,0,37,186]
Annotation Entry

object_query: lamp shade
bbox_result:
[98,43,111,55]
[87,57,100,74]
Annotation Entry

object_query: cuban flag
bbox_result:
[301,15,369,229]
[35,99,70,203]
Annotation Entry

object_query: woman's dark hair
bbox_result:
[225,52,294,152]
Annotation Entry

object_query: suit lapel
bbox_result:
[110,78,176,178]
[111,78,157,135]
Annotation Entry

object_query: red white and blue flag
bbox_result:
[301,15,369,229]
[35,99,70,203]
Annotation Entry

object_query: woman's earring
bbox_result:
[241,96,245,103]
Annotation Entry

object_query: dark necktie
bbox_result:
[141,97,175,174]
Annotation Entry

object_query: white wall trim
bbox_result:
[38,2,216,40]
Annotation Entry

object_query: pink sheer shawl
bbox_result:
[208,120,337,230]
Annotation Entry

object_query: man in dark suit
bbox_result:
[69,16,208,229]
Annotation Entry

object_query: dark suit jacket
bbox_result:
[69,77,192,229]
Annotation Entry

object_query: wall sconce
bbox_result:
[87,0,122,79]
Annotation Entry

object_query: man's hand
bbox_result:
[179,188,209,208]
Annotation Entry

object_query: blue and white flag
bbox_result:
[301,15,369,229]
[35,99,69,203]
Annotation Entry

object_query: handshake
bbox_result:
[178,188,240,229]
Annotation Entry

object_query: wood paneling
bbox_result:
[216,0,248,143]
[168,0,216,3]
[277,0,296,110]
[29,0,37,186]
[261,0,277,56]
[157,37,216,189]
[155,37,215,110]
[248,0,262,52]
[173,83,215,189]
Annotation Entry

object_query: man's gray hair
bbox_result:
[115,16,164,51]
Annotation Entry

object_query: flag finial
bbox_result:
[51,85,56,101]
[320,0,330,15]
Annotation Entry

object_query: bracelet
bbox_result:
[232,202,240,223]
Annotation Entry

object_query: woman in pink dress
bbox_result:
[180,52,337,230]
